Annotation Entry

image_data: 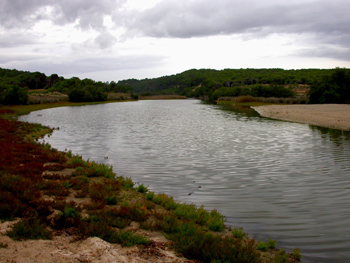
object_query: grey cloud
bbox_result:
[94,32,117,49]
[1,55,165,76]
[0,0,126,30]
[0,0,53,28]
[51,0,124,30]
[126,0,350,42]
[298,46,350,61]
[0,33,39,48]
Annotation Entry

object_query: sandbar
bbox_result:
[252,104,350,131]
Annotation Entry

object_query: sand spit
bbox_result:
[252,104,350,131]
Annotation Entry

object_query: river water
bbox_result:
[20,99,350,263]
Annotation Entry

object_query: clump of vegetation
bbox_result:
[257,239,277,251]
[291,248,302,261]
[309,67,350,104]
[136,183,148,193]
[77,218,150,247]
[7,217,52,241]
[232,228,246,239]
[71,160,115,179]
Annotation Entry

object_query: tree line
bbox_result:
[0,68,134,105]
[1,67,349,105]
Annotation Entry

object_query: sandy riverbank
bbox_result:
[252,104,350,131]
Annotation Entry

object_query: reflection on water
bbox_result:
[216,102,261,117]
[20,100,350,263]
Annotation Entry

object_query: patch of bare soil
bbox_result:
[0,219,193,263]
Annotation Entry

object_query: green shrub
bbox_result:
[106,195,118,205]
[62,180,72,189]
[145,191,155,201]
[152,194,178,210]
[68,155,85,167]
[89,162,115,179]
[276,249,287,263]
[267,238,277,249]
[1,85,28,105]
[208,210,225,232]
[171,229,259,263]
[97,209,132,229]
[77,219,149,246]
[309,68,350,104]
[232,228,246,239]
[291,248,302,261]
[7,217,52,240]
[174,203,198,221]
[120,177,134,189]
[63,207,79,219]
[136,184,148,193]
[257,241,268,251]
[113,231,150,247]
[257,239,276,252]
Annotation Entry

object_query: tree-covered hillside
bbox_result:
[0,68,135,104]
[118,68,334,99]
[1,67,349,105]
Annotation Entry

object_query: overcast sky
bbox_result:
[1,0,350,82]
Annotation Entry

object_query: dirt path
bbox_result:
[252,104,350,130]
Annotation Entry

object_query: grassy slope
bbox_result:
[0,104,301,263]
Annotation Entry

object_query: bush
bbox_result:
[309,68,350,104]
[145,191,155,201]
[77,219,150,246]
[291,248,302,261]
[0,85,28,105]
[7,217,52,241]
[136,184,148,193]
[120,177,134,189]
[232,228,246,239]
[257,239,276,251]
[106,195,118,205]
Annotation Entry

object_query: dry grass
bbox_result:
[28,91,68,104]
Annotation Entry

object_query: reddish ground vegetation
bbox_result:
[0,119,66,220]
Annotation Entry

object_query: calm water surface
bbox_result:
[20,100,350,263]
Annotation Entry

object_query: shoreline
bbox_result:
[0,107,302,263]
[252,104,350,131]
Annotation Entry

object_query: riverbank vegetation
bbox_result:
[0,107,301,262]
